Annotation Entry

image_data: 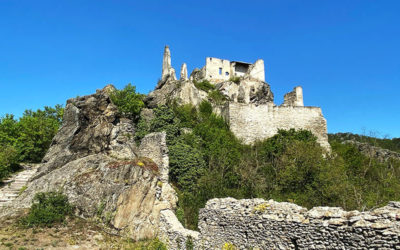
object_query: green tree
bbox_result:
[109,83,145,120]
[15,106,63,163]
[0,145,19,181]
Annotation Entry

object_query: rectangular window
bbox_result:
[219,68,222,75]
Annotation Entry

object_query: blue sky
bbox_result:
[0,0,399,137]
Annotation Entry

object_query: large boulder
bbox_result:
[0,85,177,241]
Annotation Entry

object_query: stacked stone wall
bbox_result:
[198,198,400,249]
[221,102,330,149]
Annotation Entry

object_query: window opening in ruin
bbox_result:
[219,68,222,75]
[225,72,229,76]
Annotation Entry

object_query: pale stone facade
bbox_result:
[217,103,329,148]
[203,57,265,83]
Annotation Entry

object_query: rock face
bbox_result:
[180,63,188,81]
[215,78,274,104]
[0,86,177,241]
[344,140,400,162]
[197,198,400,249]
[38,84,137,176]
[145,79,208,108]
[161,45,176,82]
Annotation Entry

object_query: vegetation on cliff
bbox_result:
[135,98,400,230]
[109,83,145,121]
[329,132,400,153]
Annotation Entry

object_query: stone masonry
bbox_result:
[197,198,400,249]
[219,102,330,149]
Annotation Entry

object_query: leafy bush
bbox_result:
[134,117,150,143]
[143,238,167,250]
[208,90,227,105]
[149,105,181,144]
[169,139,206,191]
[194,80,215,92]
[0,145,20,181]
[20,191,73,227]
[109,83,145,120]
[229,76,241,84]
[329,132,400,153]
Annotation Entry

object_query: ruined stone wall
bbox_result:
[221,102,330,149]
[283,86,304,107]
[247,59,265,82]
[205,57,231,82]
[198,198,400,249]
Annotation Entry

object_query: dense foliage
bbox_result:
[20,191,74,227]
[329,132,400,153]
[109,83,145,120]
[0,145,19,181]
[137,102,400,230]
[0,105,63,181]
[193,80,215,92]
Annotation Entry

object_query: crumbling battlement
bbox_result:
[283,86,304,107]
[198,198,400,249]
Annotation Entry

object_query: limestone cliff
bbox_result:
[0,86,177,241]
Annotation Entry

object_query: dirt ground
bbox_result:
[0,210,157,250]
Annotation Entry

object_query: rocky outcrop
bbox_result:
[0,86,177,241]
[161,45,176,82]
[145,79,208,108]
[197,198,400,249]
[215,78,274,104]
[344,140,400,162]
[180,63,188,81]
[38,84,136,177]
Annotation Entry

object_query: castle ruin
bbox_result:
[150,46,330,149]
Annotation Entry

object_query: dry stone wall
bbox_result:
[198,198,400,249]
[221,102,330,149]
